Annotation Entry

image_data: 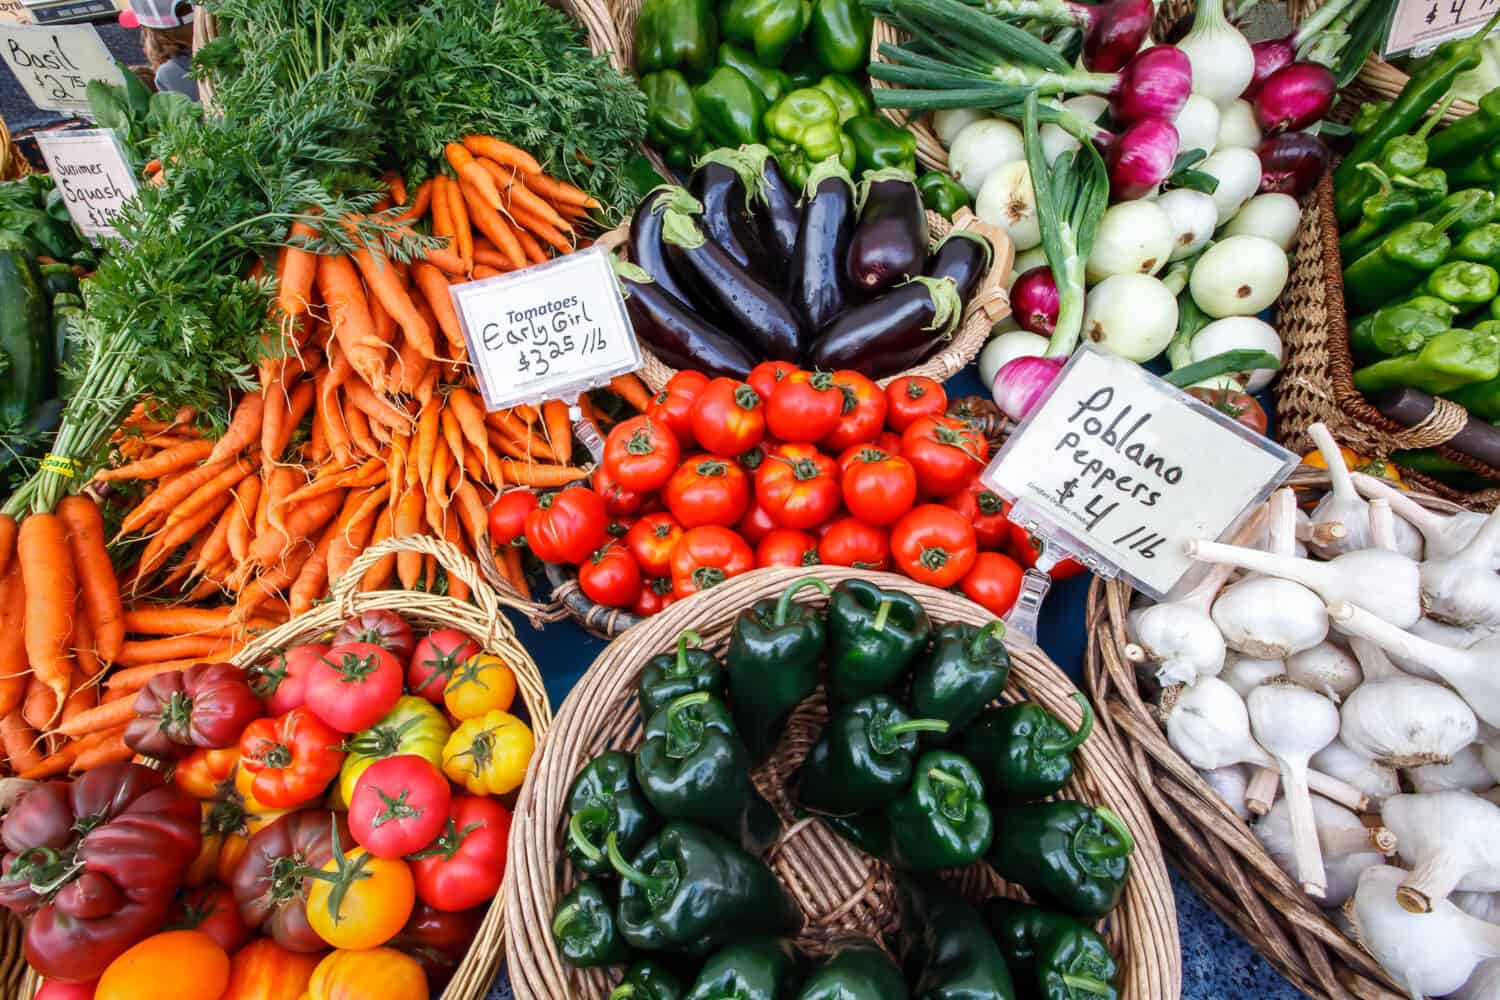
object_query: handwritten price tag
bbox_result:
[449,246,643,411]
[980,347,1297,599]
[1386,0,1499,55]
[34,128,136,243]
[0,23,121,114]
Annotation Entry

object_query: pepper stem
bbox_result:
[1060,974,1115,995]
[873,598,892,633]
[609,987,637,1000]
[1356,162,1394,197]
[1431,190,1485,237]
[606,831,670,897]
[1040,692,1095,755]
[969,620,1006,658]
[1416,92,1459,142]
[927,767,967,790]
[774,576,831,626]
[674,629,703,674]
[568,807,609,863]
[881,718,951,738]
[1076,806,1136,860]
[550,903,582,938]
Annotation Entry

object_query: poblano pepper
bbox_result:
[1338,164,1420,262]
[1343,193,1481,313]
[1352,327,1500,395]
[609,824,803,955]
[1431,87,1500,166]
[826,578,932,703]
[553,880,631,968]
[639,629,727,718]
[917,170,969,219]
[1376,93,1455,179]
[1452,222,1500,269]
[845,114,918,175]
[685,936,802,999]
[987,802,1136,920]
[695,65,767,147]
[721,0,810,66]
[961,693,1094,802]
[820,809,894,859]
[635,691,781,855]
[1414,189,1498,234]
[764,87,856,186]
[1425,260,1500,306]
[612,959,688,1000]
[799,939,907,1000]
[798,694,950,815]
[814,73,871,122]
[885,750,993,871]
[809,0,872,73]
[568,750,658,876]
[726,576,830,761]
[1349,302,1454,360]
[717,42,791,105]
[642,71,708,171]
[637,0,719,75]
[909,621,1009,736]
[982,897,1120,1000]
[898,878,1016,1000]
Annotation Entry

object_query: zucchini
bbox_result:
[38,262,78,299]
[49,292,83,311]
[0,239,53,433]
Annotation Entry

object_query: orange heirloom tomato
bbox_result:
[96,931,229,1000]
[442,653,517,720]
[221,938,322,1000]
[175,746,241,800]
[1300,446,1403,484]
[303,947,429,1000]
[305,824,416,950]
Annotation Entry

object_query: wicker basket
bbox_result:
[504,565,1180,999]
[1082,467,1467,1000]
[14,535,552,1000]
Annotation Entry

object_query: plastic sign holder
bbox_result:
[981,346,1298,642]
[34,128,136,244]
[1385,0,1498,57]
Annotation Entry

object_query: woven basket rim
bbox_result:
[504,564,1181,999]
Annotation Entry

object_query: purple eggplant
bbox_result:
[689,148,772,278]
[614,259,757,378]
[808,276,963,378]
[924,231,992,302]
[743,144,801,269]
[628,185,716,314]
[788,158,857,336]
[846,169,929,294]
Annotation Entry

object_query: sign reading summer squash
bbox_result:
[0,23,121,114]
[34,128,136,242]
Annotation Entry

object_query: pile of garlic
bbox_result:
[1129,422,1500,998]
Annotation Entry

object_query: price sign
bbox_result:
[0,23,121,114]
[0,1,32,25]
[1385,0,1498,56]
[449,246,643,412]
[980,346,1297,599]
[34,128,136,243]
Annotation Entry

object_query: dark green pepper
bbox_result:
[799,939,907,999]
[781,45,823,88]
[642,71,707,171]
[826,578,931,703]
[885,750,993,871]
[909,621,1009,736]
[1353,327,1500,395]
[961,693,1094,802]
[1401,166,1448,211]
[917,171,969,219]
[726,576,830,761]
[568,750,657,876]
[637,0,719,76]
[897,878,1016,1000]
[1343,193,1480,313]
[798,694,951,816]
[636,691,781,855]
[721,0,810,66]
[844,113,918,176]
[819,809,894,859]
[685,937,802,999]
[639,629,726,718]
[695,65,768,147]
[1376,93,1454,180]
[1349,301,1455,359]
[982,897,1120,1000]
[609,824,803,955]
[809,0,872,73]
[1339,164,1420,261]
[1449,142,1500,188]
[813,73,871,123]
[1431,87,1500,166]
[1426,259,1500,306]
[553,880,631,968]
[764,86,856,187]
[1452,222,1500,269]
[717,42,791,105]
[611,959,688,1000]
[1350,100,1392,137]
[987,802,1136,920]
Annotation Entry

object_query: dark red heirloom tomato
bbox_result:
[232,810,350,953]
[389,902,486,991]
[125,661,264,761]
[332,609,416,662]
[168,884,253,954]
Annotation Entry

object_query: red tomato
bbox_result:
[407,630,481,704]
[606,515,636,542]
[901,416,990,498]
[765,371,843,443]
[409,796,511,912]
[822,370,888,452]
[665,454,750,528]
[169,884,253,954]
[349,754,453,859]
[632,576,678,616]
[875,430,904,455]
[524,487,608,564]
[961,551,1025,617]
[840,447,917,526]
[690,378,767,457]
[735,498,778,546]
[818,518,891,570]
[670,525,755,598]
[1186,385,1269,436]
[755,443,841,529]
[593,463,646,516]
[943,476,1011,550]
[1007,524,1087,579]
[757,528,821,568]
[625,512,683,577]
[486,490,538,546]
[602,415,680,491]
[578,544,643,608]
[885,376,948,431]
[247,642,328,716]
[747,361,800,403]
[647,370,709,449]
[891,505,978,587]
[304,642,404,734]
[333,610,415,661]
[35,982,96,1000]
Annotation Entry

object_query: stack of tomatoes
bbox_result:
[489,366,1083,618]
[11,610,532,1000]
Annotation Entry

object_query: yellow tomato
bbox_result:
[301,948,428,1000]
[1301,446,1404,484]
[441,709,534,796]
[97,930,229,1000]
[443,652,518,720]
[305,841,415,950]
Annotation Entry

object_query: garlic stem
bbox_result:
[1246,766,1278,815]
[1351,866,1500,999]
[1368,498,1397,553]
[1295,520,1346,547]
[1248,679,1341,898]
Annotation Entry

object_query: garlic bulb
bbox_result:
[1391,616,1495,683]
[1200,764,1252,820]
[1248,679,1341,897]
[1350,865,1500,999]
[1384,791,1500,913]
[1311,740,1401,806]
[1416,503,1500,627]
[1285,642,1362,703]
[1407,744,1494,794]
[1212,576,1329,659]
[1306,424,1422,558]
[1340,637,1477,767]
[1454,959,1500,1000]
[1255,796,1394,907]
[1221,652,1285,697]
[1355,471,1493,567]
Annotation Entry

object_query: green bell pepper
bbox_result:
[845,114,917,176]
[638,629,726,718]
[764,86,856,187]
[721,0,810,66]
[1353,326,1500,395]
[885,750,994,871]
[1451,222,1500,269]
[643,71,707,172]
[1414,189,1498,235]
[1343,193,1481,314]
[781,45,822,88]
[799,939,906,999]
[726,576,830,760]
[826,578,932,703]
[553,880,631,968]
[1425,259,1500,306]
[611,959,687,1000]
[1431,87,1500,166]
[1443,366,1500,418]
[809,0,871,73]
[1376,94,1454,180]
[909,621,1009,736]
[1401,166,1448,211]
[798,694,951,816]
[961,693,1094,802]
[609,823,803,955]
[898,878,1016,1000]
[1339,164,1420,261]
[982,898,1120,1000]
[987,802,1136,920]
[717,42,791,105]
[814,73,871,123]
[635,692,781,855]
[1349,301,1455,360]
[567,750,657,876]
[685,937,802,999]
[918,171,969,219]
[637,0,719,76]
[695,65,767,147]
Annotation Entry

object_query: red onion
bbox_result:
[1011,266,1061,336]
[1244,38,1295,100]
[1257,132,1329,197]
[1254,62,1336,134]
[1080,0,1156,73]
[1105,118,1181,200]
[992,355,1067,421]
[1111,46,1193,125]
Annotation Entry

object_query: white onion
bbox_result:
[1189,317,1283,392]
[1189,235,1289,317]
[1199,147,1263,225]
[979,328,1049,387]
[1082,274,1179,362]
[1157,188,1219,262]
[1173,94,1221,155]
[976,160,1039,250]
[1086,200,1174,282]
[947,119,1024,197]
[1221,193,1301,251]
[933,108,987,148]
[1217,99,1263,149]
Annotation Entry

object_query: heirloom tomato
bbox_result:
[818,518,891,571]
[305,825,415,950]
[578,544,643,608]
[409,796,512,912]
[757,528,821,567]
[407,630,481,704]
[747,360,799,402]
[1186,385,1268,436]
[349,755,452,859]
[338,695,451,805]
[690,378,766,457]
[822,370,887,452]
[442,710,535,796]
[247,643,328,716]
[593,462,646,516]
[891,505,978,587]
[765,370,842,442]
[35,982,96,1000]
[390,902,484,991]
[95,930,228,1000]
[840,447,917,526]
[943,476,1011,550]
[174,745,241,800]
[443,654,518,721]
[524,486,608,564]
[304,642,403,734]
[303,947,428,1000]
[625,512,683,577]
[220,938,321,1000]
[901,416,989,498]
[238,707,346,808]
[232,810,350,952]
[125,661,263,760]
[647,370,709,449]
[755,443,841,529]
[669,525,754,598]
[885,375,947,431]
[486,489,538,546]
[666,454,750,528]
[603,415,680,491]
[168,884,252,953]
[332,609,415,662]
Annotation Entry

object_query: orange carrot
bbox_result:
[394,488,426,590]
[344,401,378,458]
[209,391,266,465]
[452,479,490,552]
[487,410,558,463]
[447,389,495,482]
[0,513,16,579]
[447,177,474,274]
[19,739,81,779]
[497,460,589,486]
[439,407,467,476]
[317,254,386,394]
[498,544,531,600]
[281,458,382,508]
[250,488,345,569]
[345,381,413,433]
[61,668,97,726]
[411,262,466,361]
[0,568,27,717]
[609,374,653,411]
[464,135,543,175]
[193,493,236,578]
[119,456,235,537]
[395,179,434,223]
[499,174,571,232]
[431,175,453,240]
[508,205,573,253]
[387,173,408,206]
[101,658,211,695]
[96,439,216,482]
[513,227,548,266]
[289,517,340,616]
[1,711,41,772]
[73,730,133,771]
[440,516,471,602]
[22,675,57,731]
[542,399,573,466]
[269,378,317,462]
[457,179,526,270]
[115,635,234,667]
[167,457,258,527]
[228,475,262,564]
[525,171,601,209]
[419,244,468,278]
[137,493,233,580]
[416,403,440,488]
[278,220,320,317]
[328,484,389,583]
[347,237,437,363]
[73,609,103,679]
[58,496,124,663]
[445,143,505,210]
[471,247,519,271]
[18,513,74,711]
